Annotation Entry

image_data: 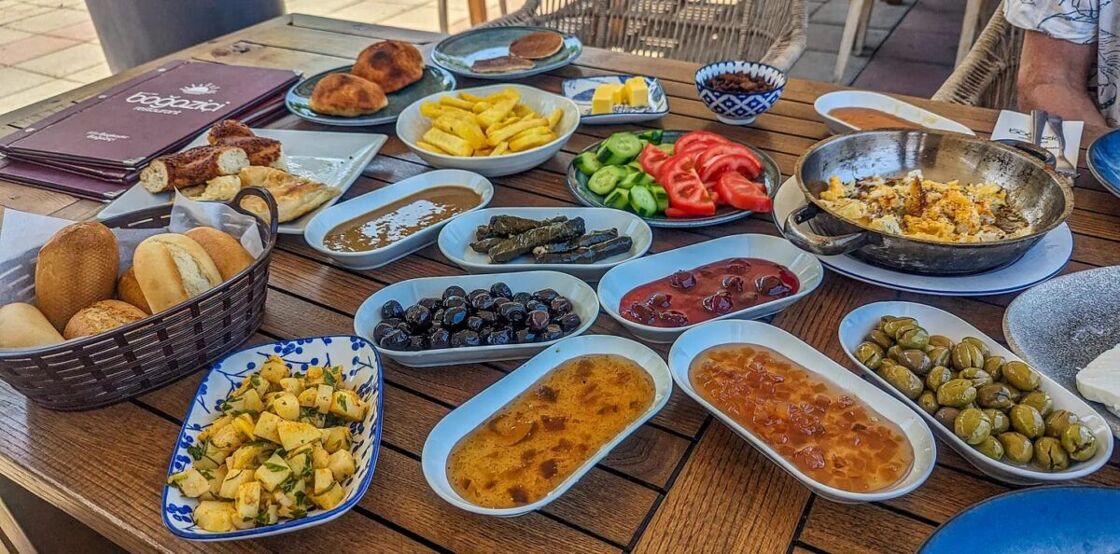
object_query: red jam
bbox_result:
[618,257,799,327]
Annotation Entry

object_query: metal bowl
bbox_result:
[784,130,1073,275]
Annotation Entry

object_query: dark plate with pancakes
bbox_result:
[286,64,457,126]
[432,26,582,80]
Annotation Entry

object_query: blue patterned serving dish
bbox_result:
[695,61,786,125]
[161,336,383,541]
[561,75,669,124]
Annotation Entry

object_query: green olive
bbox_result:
[854,341,884,370]
[1005,384,1023,403]
[882,317,918,338]
[1045,409,1080,438]
[898,349,933,375]
[1060,423,1097,462]
[897,326,930,350]
[951,342,985,370]
[998,432,1034,464]
[974,435,1005,460]
[983,408,1009,434]
[917,390,939,415]
[954,408,992,445]
[876,315,899,330]
[926,346,951,368]
[867,329,894,350]
[887,344,904,362]
[926,366,953,391]
[928,335,953,349]
[934,407,961,429]
[976,383,1015,410]
[1019,390,1053,417]
[937,378,977,408]
[960,336,990,357]
[877,363,924,400]
[1009,404,1045,439]
[983,355,1005,381]
[1033,436,1069,471]
[958,367,993,388]
[1003,361,1041,391]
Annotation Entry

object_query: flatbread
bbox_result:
[470,54,534,74]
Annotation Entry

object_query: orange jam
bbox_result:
[690,344,913,492]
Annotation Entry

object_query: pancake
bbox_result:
[509,31,563,60]
[470,54,534,74]
[352,40,425,93]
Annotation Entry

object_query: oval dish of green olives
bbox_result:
[850,315,1099,473]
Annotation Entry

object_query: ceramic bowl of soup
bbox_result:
[814,91,974,135]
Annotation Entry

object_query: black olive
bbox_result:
[450,330,481,347]
[372,321,395,343]
[658,310,689,326]
[498,301,527,325]
[645,293,671,309]
[380,300,404,320]
[429,328,451,349]
[534,288,560,303]
[702,292,734,314]
[406,335,427,351]
[467,289,489,302]
[549,296,574,315]
[466,315,484,332]
[396,321,412,332]
[557,313,582,332]
[514,328,537,343]
[721,275,744,292]
[512,292,532,304]
[379,329,410,350]
[404,304,432,331]
[443,296,468,310]
[627,303,656,325]
[431,309,445,327]
[490,282,513,299]
[417,297,442,310]
[526,310,550,332]
[383,317,402,327]
[442,286,467,301]
[477,310,498,326]
[487,327,514,345]
[540,324,564,341]
[442,306,468,329]
[492,296,511,306]
[670,270,697,289]
[470,292,495,311]
[526,299,547,312]
[756,275,791,296]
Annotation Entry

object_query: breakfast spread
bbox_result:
[372,284,582,350]
[851,316,1098,471]
[817,170,1029,243]
[590,77,650,115]
[308,40,425,117]
[691,344,915,492]
[446,353,653,507]
[704,72,774,94]
[323,186,482,253]
[619,257,799,327]
[469,30,564,74]
[416,88,564,156]
[1076,344,1120,417]
[827,107,926,130]
[469,215,633,264]
[166,356,368,531]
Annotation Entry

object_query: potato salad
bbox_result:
[167,356,369,532]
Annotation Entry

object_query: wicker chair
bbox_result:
[478,0,808,70]
[932,1,1023,108]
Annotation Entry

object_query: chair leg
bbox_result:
[498,0,507,16]
[0,496,35,554]
[956,0,983,66]
[437,0,449,32]
[834,0,869,83]
[853,0,874,52]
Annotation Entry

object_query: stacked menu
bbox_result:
[0,60,300,200]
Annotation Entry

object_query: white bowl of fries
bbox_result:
[396,84,579,177]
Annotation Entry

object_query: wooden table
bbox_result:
[1,13,1118,554]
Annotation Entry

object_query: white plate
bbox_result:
[306,169,494,270]
[597,234,824,343]
[669,320,935,503]
[99,129,387,235]
[561,75,669,124]
[773,176,1072,296]
[437,207,652,281]
[839,301,1114,485]
[353,270,598,367]
[814,90,975,135]
[421,334,671,516]
[396,84,579,177]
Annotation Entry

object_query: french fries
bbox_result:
[416,88,564,157]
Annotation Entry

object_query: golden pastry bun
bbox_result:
[63,299,147,340]
[351,40,424,93]
[117,266,151,314]
[0,303,64,349]
[309,73,388,117]
[184,227,254,280]
[34,221,119,330]
[132,233,223,313]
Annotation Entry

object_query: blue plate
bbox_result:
[561,75,669,124]
[920,487,1120,553]
[286,65,456,127]
[1087,128,1120,198]
[432,26,582,80]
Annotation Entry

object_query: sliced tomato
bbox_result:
[664,207,690,218]
[695,143,762,181]
[639,143,671,180]
[660,155,716,216]
[714,172,772,213]
[673,131,731,155]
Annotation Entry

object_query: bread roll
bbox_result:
[132,233,223,312]
[214,136,283,167]
[309,73,388,117]
[63,299,147,339]
[184,227,254,280]
[0,303,64,349]
[351,40,424,93]
[139,145,250,193]
[207,120,254,144]
[34,221,119,330]
[117,266,151,314]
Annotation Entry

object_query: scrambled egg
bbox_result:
[818,171,1028,243]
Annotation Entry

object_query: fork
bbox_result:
[1046,113,1078,177]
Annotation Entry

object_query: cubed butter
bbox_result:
[624,77,649,107]
[590,84,619,115]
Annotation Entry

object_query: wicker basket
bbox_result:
[0,187,279,411]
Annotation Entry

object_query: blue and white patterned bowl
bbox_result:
[161,336,383,541]
[695,61,786,125]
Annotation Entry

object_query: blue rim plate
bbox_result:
[161,335,384,541]
[285,65,456,126]
[920,486,1120,553]
[1087,128,1120,199]
[561,75,669,124]
[566,130,781,228]
[431,26,582,80]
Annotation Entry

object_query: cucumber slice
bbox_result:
[603,188,630,209]
[599,132,643,164]
[637,171,655,187]
[629,186,659,217]
[655,142,674,155]
[574,151,602,175]
[618,170,643,189]
[587,165,627,195]
[649,185,670,212]
[637,129,664,144]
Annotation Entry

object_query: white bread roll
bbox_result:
[64,299,147,339]
[183,227,254,280]
[117,266,151,314]
[132,233,223,313]
[0,303,65,349]
[34,221,119,330]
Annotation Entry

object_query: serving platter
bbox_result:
[438,206,653,281]
[813,90,975,135]
[1003,265,1120,437]
[561,75,669,124]
[668,320,936,503]
[772,176,1072,296]
[99,128,387,235]
[421,334,671,517]
[431,26,582,80]
[285,64,457,127]
[839,301,1114,485]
